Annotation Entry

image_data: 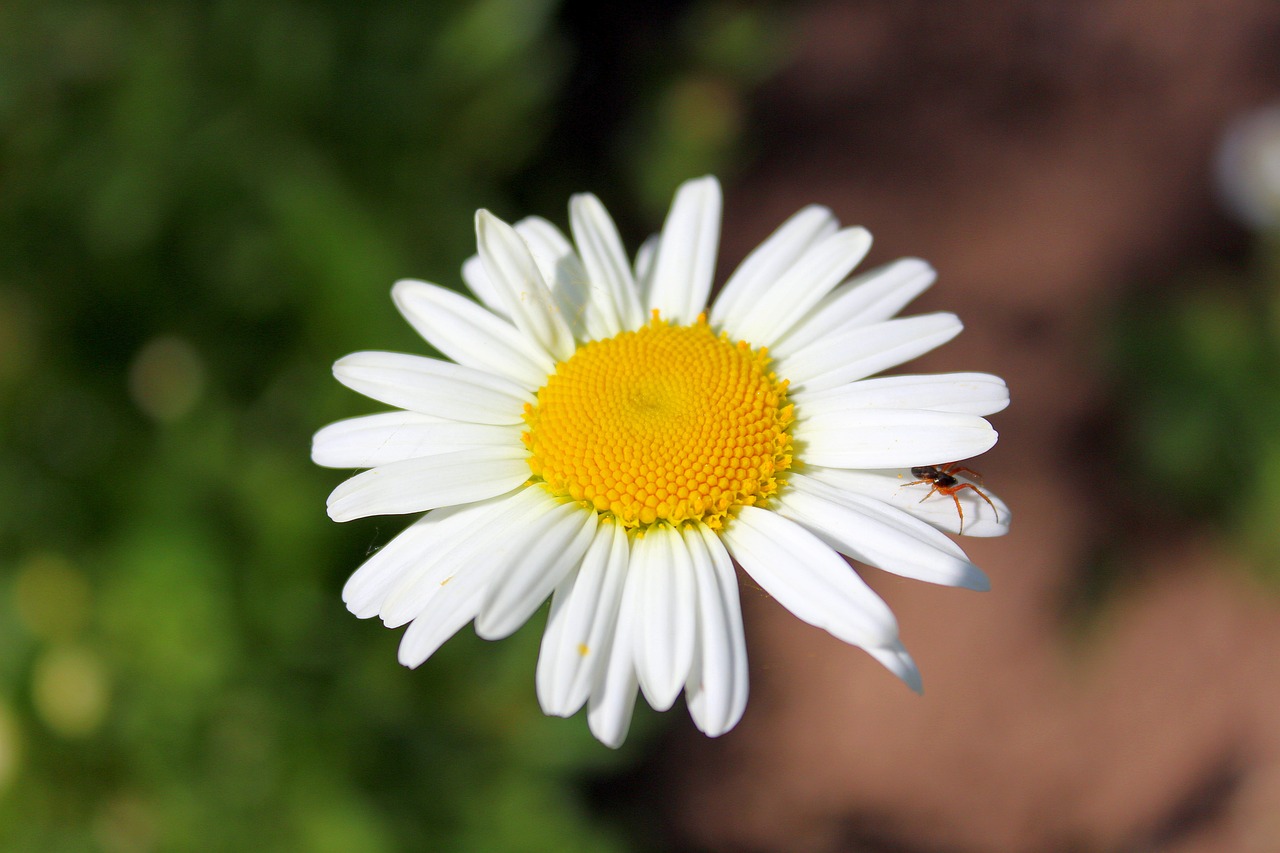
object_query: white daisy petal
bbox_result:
[346,489,529,623]
[721,505,899,649]
[792,408,998,470]
[866,641,924,693]
[633,233,659,314]
[646,176,722,324]
[377,487,548,629]
[460,254,510,318]
[770,258,937,358]
[683,524,749,737]
[333,351,532,425]
[512,216,598,342]
[710,204,838,329]
[630,525,697,712]
[461,216,587,325]
[312,412,522,469]
[475,501,598,641]
[586,572,641,749]
[325,446,531,522]
[512,216,577,276]
[342,505,463,620]
[806,466,1011,538]
[388,490,549,666]
[537,519,630,717]
[724,226,872,348]
[391,279,555,389]
[791,372,1010,418]
[475,210,577,361]
[570,192,645,335]
[776,313,964,393]
[397,580,489,668]
[780,473,989,590]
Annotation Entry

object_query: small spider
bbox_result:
[904,462,998,535]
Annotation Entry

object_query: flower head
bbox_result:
[314,177,1010,747]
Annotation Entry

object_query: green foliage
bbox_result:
[1113,233,1280,581]
[0,0,783,850]
[618,3,791,216]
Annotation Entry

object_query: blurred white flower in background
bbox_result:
[1217,103,1280,231]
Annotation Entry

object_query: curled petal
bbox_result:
[475,210,576,361]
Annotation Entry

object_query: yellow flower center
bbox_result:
[522,312,793,530]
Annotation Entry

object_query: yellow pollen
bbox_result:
[522,312,793,530]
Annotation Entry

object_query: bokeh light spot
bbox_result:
[0,702,21,793]
[13,552,92,640]
[93,793,159,853]
[127,335,205,422]
[31,646,111,739]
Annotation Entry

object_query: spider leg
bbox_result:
[917,484,941,505]
[951,483,1000,524]
[945,464,983,480]
[949,490,966,535]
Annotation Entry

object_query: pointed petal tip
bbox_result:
[936,310,964,334]
[694,713,742,739]
[391,277,428,292]
[325,488,353,522]
[344,583,390,621]
[591,727,627,750]
[330,351,382,381]
[389,278,436,310]
[681,174,721,192]
[640,682,681,714]
[309,439,332,469]
[960,564,992,592]
[388,279,421,315]
[844,224,873,251]
[397,642,426,669]
[475,208,513,242]
[345,603,380,621]
[326,506,361,524]
[898,256,936,276]
[588,695,636,749]
[895,651,924,695]
[867,642,923,693]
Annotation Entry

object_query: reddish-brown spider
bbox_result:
[904,462,998,535]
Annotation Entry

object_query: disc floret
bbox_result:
[522,313,793,530]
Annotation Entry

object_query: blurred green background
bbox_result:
[0,1,784,850]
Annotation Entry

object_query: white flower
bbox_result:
[1217,103,1280,231]
[314,176,1010,747]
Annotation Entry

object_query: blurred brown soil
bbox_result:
[662,3,1280,851]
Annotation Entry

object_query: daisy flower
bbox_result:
[314,176,1010,747]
